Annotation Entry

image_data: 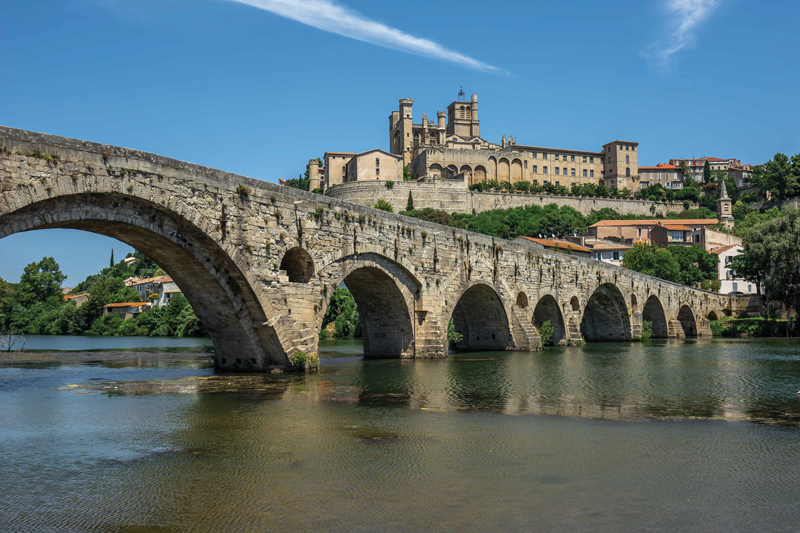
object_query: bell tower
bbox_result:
[717,177,734,230]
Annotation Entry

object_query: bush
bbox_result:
[641,320,653,341]
[374,199,394,213]
[289,350,319,372]
[385,180,394,190]
[539,320,554,346]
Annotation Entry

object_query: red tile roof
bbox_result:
[712,244,740,255]
[662,225,691,231]
[519,236,592,253]
[639,164,679,170]
[104,302,149,308]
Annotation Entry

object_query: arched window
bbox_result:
[626,167,631,177]
[459,106,465,119]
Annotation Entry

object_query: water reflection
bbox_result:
[3,338,800,531]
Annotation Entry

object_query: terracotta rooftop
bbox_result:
[589,219,718,228]
[639,164,678,170]
[103,302,149,308]
[712,244,740,255]
[129,275,172,286]
[519,236,592,253]
[586,242,632,250]
[662,225,691,231]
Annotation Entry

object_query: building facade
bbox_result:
[638,163,684,189]
[317,93,641,191]
[713,245,756,294]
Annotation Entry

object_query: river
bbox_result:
[1,337,799,531]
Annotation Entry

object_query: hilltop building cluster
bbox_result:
[305,92,755,195]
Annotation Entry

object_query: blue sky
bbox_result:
[1,0,798,285]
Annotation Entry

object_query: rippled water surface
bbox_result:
[2,338,800,532]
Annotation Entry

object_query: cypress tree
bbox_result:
[110,249,114,268]
[703,160,712,184]
[406,191,414,212]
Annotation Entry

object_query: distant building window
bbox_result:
[583,169,588,177]
[542,153,547,159]
[376,158,380,165]
[554,167,560,175]
[533,152,538,158]
[543,166,548,174]
[342,165,346,174]
[590,157,594,163]
[613,251,620,261]
[544,180,549,185]
[532,165,538,173]
[563,167,567,175]
[571,155,576,162]
[583,156,587,163]
[626,167,631,177]
[571,168,576,176]
[626,155,629,164]
[524,161,528,169]
[555,181,560,187]
[533,180,538,185]
[555,154,560,161]
[376,168,380,176]
[590,170,594,178]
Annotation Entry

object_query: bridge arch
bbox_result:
[448,282,511,351]
[580,283,632,341]
[642,294,669,338]
[317,253,419,358]
[707,310,720,321]
[532,294,566,345]
[0,192,287,369]
[280,246,314,283]
[677,305,698,337]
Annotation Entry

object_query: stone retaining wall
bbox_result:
[326,179,695,216]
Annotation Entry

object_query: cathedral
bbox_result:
[318,92,640,192]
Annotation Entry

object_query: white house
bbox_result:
[712,244,756,294]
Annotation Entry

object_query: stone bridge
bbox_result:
[0,127,745,371]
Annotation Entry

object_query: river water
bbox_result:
[1,337,800,532]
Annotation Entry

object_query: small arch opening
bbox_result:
[570,296,580,311]
[280,246,315,283]
[516,292,529,308]
[631,294,638,312]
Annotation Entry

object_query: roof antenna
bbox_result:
[458,86,465,101]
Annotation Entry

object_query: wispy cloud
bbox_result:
[643,0,722,69]
[225,0,503,73]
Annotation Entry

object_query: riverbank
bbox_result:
[711,317,797,338]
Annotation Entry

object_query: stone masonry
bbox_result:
[326,178,696,217]
[0,127,746,372]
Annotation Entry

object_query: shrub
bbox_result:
[539,320,554,346]
[374,199,394,213]
[385,180,394,190]
[236,184,250,196]
[447,318,463,344]
[288,350,319,372]
[641,320,653,341]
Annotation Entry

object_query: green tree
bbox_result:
[374,199,394,213]
[321,288,360,338]
[403,165,413,181]
[752,153,800,201]
[110,249,114,268]
[621,243,681,283]
[406,191,415,212]
[730,208,800,310]
[703,160,712,184]
[14,257,67,307]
